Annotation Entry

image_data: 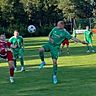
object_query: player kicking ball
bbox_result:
[0,33,17,83]
[9,30,25,72]
[84,26,95,53]
[39,21,87,84]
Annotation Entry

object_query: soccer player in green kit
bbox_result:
[84,26,95,53]
[9,30,25,72]
[39,21,86,84]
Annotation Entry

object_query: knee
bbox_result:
[19,56,23,59]
[39,48,44,53]
[8,61,14,67]
[53,59,57,65]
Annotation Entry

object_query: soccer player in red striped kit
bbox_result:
[0,33,17,83]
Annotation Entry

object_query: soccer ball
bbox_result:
[28,25,36,33]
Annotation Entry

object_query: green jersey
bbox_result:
[84,30,93,41]
[9,36,23,51]
[49,27,72,45]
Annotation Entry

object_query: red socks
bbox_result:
[10,67,14,77]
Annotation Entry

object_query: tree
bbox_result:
[58,0,75,18]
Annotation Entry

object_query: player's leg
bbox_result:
[19,57,25,71]
[14,59,17,69]
[89,43,95,52]
[88,39,95,52]
[51,46,59,84]
[7,51,14,83]
[39,47,46,69]
[52,59,58,84]
[19,49,25,71]
[66,45,69,54]
[61,43,64,49]
[66,42,70,54]
[39,47,45,62]
[61,41,65,50]
[13,52,18,71]
[39,43,50,69]
[85,40,90,53]
[60,42,65,54]
[86,44,90,52]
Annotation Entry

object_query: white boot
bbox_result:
[10,77,14,83]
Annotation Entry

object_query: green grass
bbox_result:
[0,34,96,96]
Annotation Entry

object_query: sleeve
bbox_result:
[9,37,12,43]
[64,29,72,40]
[49,27,55,37]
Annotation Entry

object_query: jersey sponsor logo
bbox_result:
[53,33,61,38]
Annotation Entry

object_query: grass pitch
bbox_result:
[0,34,96,96]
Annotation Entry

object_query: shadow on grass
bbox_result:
[0,64,96,96]
[24,46,96,61]
[24,40,48,47]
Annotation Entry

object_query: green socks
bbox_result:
[53,64,57,76]
[39,51,44,61]
[14,59,17,68]
[20,58,24,67]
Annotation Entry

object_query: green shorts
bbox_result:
[43,42,60,59]
[13,48,24,59]
[85,39,92,44]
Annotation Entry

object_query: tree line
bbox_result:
[0,0,96,37]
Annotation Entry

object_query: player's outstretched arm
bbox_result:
[71,37,88,44]
[49,36,54,43]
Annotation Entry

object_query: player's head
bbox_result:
[14,30,19,37]
[86,26,89,30]
[57,21,64,29]
[0,33,6,41]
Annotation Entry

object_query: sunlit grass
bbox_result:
[0,34,96,96]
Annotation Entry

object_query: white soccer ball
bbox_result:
[28,25,36,33]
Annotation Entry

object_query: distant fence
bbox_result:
[73,18,96,30]
[74,29,96,34]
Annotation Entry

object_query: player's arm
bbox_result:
[48,28,54,43]
[9,37,12,43]
[20,36,24,49]
[8,42,17,48]
[9,38,17,48]
[5,42,17,52]
[71,37,87,44]
[65,29,87,44]
[71,37,81,43]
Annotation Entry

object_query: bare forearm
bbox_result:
[71,37,81,43]
[10,44,17,48]
[71,37,88,44]
[49,36,54,43]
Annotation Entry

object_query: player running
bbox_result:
[84,26,95,53]
[0,33,16,83]
[39,21,86,84]
[9,30,25,72]
[61,38,70,54]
